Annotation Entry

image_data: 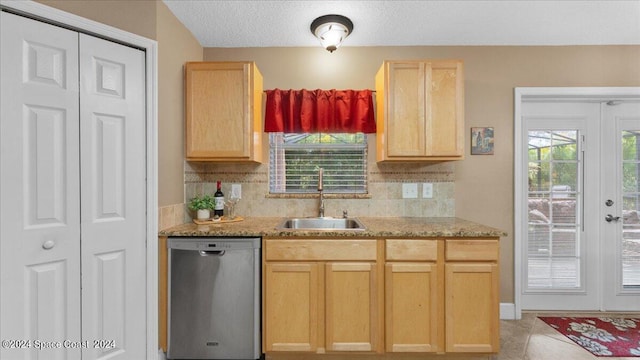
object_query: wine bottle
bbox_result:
[214,181,224,217]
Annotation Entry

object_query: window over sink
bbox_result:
[269,132,368,194]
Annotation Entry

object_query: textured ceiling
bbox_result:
[162,0,640,48]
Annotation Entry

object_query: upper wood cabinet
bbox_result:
[185,61,263,162]
[375,60,465,162]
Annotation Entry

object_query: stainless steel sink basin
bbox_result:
[276,217,366,231]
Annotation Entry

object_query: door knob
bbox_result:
[605,214,621,222]
[42,240,55,250]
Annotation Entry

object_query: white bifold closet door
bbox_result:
[1,11,146,360]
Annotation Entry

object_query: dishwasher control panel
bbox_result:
[168,237,260,251]
[204,242,232,249]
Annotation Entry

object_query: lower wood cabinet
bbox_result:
[263,238,381,354]
[262,237,499,356]
[385,262,440,352]
[445,239,500,353]
[445,263,499,353]
[264,262,319,352]
[325,262,378,352]
[384,239,441,353]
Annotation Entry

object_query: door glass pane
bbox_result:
[551,131,578,160]
[621,131,640,288]
[527,130,581,289]
[623,163,640,192]
[551,163,578,191]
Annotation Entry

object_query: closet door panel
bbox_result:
[79,34,146,360]
[1,12,81,360]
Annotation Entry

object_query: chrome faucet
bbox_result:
[318,168,325,217]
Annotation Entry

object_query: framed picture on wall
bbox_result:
[471,127,494,155]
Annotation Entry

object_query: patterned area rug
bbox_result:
[539,317,640,357]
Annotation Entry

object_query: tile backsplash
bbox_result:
[159,202,186,230]
[183,159,455,221]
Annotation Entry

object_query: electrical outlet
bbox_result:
[402,183,418,199]
[422,183,433,198]
[231,184,242,199]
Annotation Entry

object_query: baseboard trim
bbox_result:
[500,303,517,320]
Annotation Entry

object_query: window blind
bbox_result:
[269,133,368,194]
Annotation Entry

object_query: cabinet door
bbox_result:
[385,62,426,157]
[185,62,263,161]
[445,263,499,353]
[264,263,319,352]
[385,263,440,352]
[325,262,378,352]
[428,61,464,157]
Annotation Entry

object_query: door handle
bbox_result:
[42,240,55,250]
[605,214,621,222]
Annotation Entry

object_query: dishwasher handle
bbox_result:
[198,250,226,256]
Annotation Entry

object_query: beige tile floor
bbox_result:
[499,312,640,360]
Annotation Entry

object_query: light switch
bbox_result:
[402,183,418,199]
[423,183,433,198]
[231,184,242,199]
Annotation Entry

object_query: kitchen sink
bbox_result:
[276,217,366,231]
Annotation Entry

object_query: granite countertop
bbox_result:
[158,217,507,238]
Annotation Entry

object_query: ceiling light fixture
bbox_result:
[310,14,354,53]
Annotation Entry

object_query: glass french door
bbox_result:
[602,102,640,311]
[521,100,640,311]
[521,101,601,310]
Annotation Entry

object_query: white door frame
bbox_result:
[0,1,159,357]
[514,87,640,320]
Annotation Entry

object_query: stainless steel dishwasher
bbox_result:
[167,237,261,360]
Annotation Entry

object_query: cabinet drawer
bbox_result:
[386,239,438,261]
[446,240,499,261]
[265,239,377,261]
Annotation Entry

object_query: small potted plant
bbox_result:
[188,194,214,220]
